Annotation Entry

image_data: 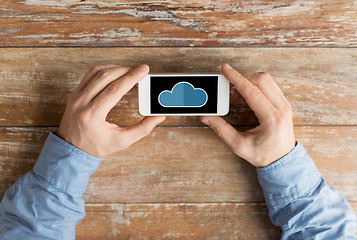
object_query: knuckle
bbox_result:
[106,82,120,93]
[67,92,82,111]
[125,70,136,79]
[78,110,91,127]
[230,77,239,87]
[257,72,272,80]
[97,69,112,79]
[271,110,284,127]
[216,127,224,138]
[69,98,81,111]
[214,121,227,138]
[245,85,262,99]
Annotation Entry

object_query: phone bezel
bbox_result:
[139,73,229,116]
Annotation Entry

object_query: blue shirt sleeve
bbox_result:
[0,132,101,240]
[257,142,357,239]
[1,134,356,239]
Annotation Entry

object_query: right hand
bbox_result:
[200,64,296,167]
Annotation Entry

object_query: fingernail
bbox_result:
[138,64,149,72]
[223,64,233,71]
[200,117,209,126]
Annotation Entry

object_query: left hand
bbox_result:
[57,64,165,158]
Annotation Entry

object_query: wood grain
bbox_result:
[1,0,356,238]
[1,0,356,46]
[1,126,356,203]
[76,203,281,240]
[77,202,357,239]
[1,47,356,126]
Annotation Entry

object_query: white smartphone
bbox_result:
[139,73,230,116]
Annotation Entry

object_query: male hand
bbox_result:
[57,64,165,158]
[200,64,296,167]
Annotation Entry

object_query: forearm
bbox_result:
[257,142,357,239]
[0,64,162,240]
[0,133,101,240]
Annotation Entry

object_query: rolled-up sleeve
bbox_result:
[0,132,101,240]
[257,142,357,239]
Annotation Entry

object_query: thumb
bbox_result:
[121,116,166,146]
[200,116,245,155]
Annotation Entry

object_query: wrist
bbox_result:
[263,141,297,168]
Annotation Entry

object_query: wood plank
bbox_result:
[76,203,281,239]
[1,126,356,203]
[1,0,356,46]
[77,202,357,239]
[1,47,356,126]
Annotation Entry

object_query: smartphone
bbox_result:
[139,74,230,116]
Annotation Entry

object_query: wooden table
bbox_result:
[1,1,356,239]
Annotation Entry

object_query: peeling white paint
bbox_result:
[73,8,201,32]
[69,28,141,39]
[110,204,131,226]
[255,2,317,17]
[217,38,263,44]
[73,5,98,10]
[108,228,120,237]
[21,0,74,7]
[328,15,351,22]
[0,28,24,36]
[162,232,182,238]
[15,34,64,39]
[0,92,66,102]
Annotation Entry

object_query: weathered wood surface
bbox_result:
[77,202,357,239]
[1,0,356,47]
[1,126,356,203]
[1,47,357,126]
[77,203,281,240]
[1,0,356,238]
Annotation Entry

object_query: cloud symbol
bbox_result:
[158,82,208,107]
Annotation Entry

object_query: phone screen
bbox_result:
[150,76,218,114]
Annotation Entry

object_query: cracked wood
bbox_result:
[0,0,356,46]
[1,126,356,203]
[1,47,356,126]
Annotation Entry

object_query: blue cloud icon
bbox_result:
[158,82,208,107]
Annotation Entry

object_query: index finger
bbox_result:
[74,64,121,93]
[222,64,275,122]
[90,64,150,118]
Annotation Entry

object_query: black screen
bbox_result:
[150,76,218,114]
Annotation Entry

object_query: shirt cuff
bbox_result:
[256,141,322,209]
[33,132,102,195]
